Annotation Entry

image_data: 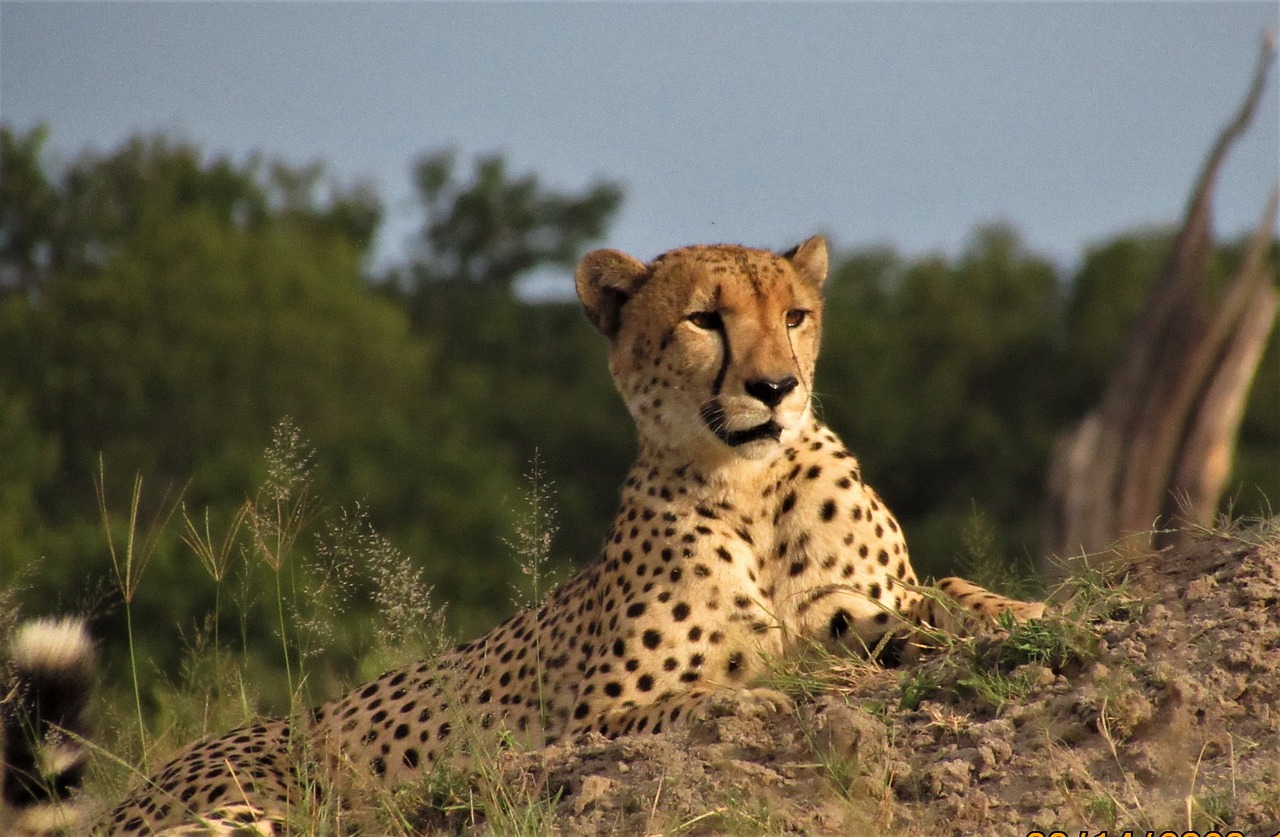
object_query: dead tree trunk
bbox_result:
[1043,33,1279,579]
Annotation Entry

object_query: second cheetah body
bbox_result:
[99,236,1042,834]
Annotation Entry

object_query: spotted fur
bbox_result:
[78,236,1042,833]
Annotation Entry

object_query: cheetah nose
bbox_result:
[744,376,799,408]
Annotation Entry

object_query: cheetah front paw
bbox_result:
[693,686,796,722]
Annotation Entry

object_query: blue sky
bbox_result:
[2,2,1277,286]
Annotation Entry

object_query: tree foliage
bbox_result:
[386,151,629,566]
[407,149,621,290]
[0,124,1275,713]
[818,226,1069,575]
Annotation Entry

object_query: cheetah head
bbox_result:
[576,237,828,459]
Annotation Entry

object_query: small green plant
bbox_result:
[1084,793,1119,826]
[818,749,865,801]
[954,665,1040,711]
[898,665,944,711]
[956,503,1042,601]
[1046,545,1151,625]
[956,504,1003,591]
[995,612,1095,673]
[860,699,890,720]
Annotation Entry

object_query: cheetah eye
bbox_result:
[785,309,809,329]
[687,311,723,330]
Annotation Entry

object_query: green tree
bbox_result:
[408,149,621,291]
[819,225,1277,582]
[0,128,522,693]
[0,126,58,295]
[819,226,1067,578]
[5,123,1273,721]
[1,129,407,510]
[390,151,630,571]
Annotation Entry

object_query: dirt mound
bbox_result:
[468,527,1280,835]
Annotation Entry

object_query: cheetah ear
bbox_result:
[781,236,828,289]
[575,248,649,340]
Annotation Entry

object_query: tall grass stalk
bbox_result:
[181,501,248,695]
[247,419,315,704]
[504,452,559,730]
[95,457,183,764]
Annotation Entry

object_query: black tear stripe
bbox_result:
[698,282,784,447]
[698,284,732,440]
[785,326,809,400]
[709,284,729,397]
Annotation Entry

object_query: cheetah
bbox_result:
[3,236,1043,835]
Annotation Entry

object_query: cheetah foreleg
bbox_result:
[569,686,795,740]
[909,577,1045,638]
